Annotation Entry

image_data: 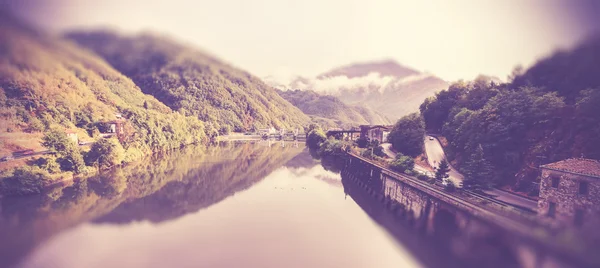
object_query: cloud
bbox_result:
[271,72,436,95]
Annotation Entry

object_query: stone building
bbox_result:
[538,158,600,229]
[359,125,392,143]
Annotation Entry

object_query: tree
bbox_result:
[435,159,451,182]
[462,144,494,190]
[389,153,415,172]
[420,82,468,132]
[85,138,125,169]
[356,137,369,148]
[317,138,346,157]
[42,129,72,153]
[0,166,52,195]
[306,127,327,149]
[27,117,45,132]
[33,156,61,174]
[306,123,320,135]
[373,145,386,157]
[388,113,425,157]
[42,129,86,173]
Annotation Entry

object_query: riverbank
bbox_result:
[343,151,599,268]
[218,133,306,142]
[0,137,228,197]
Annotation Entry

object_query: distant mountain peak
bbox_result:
[317,59,421,79]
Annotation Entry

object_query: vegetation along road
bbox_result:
[425,135,537,211]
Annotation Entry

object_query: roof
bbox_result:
[65,129,77,134]
[540,158,600,178]
[359,125,393,130]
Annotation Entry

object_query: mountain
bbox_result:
[65,31,310,133]
[270,60,449,121]
[318,60,420,79]
[0,14,206,156]
[276,89,390,128]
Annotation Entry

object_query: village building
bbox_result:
[538,158,600,229]
[107,119,125,134]
[65,129,78,144]
[259,127,277,135]
[359,125,392,143]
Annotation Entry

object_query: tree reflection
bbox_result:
[0,141,303,268]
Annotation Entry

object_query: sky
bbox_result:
[4,0,600,82]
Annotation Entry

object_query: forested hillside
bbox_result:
[0,15,206,157]
[419,37,600,192]
[66,31,310,133]
[276,89,390,128]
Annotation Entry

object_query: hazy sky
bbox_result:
[5,0,600,82]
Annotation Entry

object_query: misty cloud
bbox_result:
[276,72,437,95]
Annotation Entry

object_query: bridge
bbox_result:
[325,128,360,138]
[326,125,393,142]
[342,152,596,268]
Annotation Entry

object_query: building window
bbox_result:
[548,202,556,218]
[579,181,589,195]
[551,177,560,188]
[574,209,584,226]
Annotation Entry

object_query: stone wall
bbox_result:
[538,169,600,230]
[344,153,596,267]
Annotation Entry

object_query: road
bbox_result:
[483,188,538,211]
[423,135,538,211]
[424,136,464,186]
[2,142,94,162]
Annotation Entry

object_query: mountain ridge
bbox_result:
[276,89,390,128]
[269,60,449,121]
[65,30,310,133]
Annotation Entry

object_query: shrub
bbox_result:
[123,147,144,163]
[57,152,86,173]
[0,166,52,195]
[306,127,327,149]
[389,153,415,173]
[417,174,430,181]
[404,169,415,176]
[317,138,347,157]
[356,137,369,148]
[85,138,125,169]
[219,125,231,135]
[373,145,386,157]
[43,129,86,173]
[445,180,456,192]
[42,128,72,153]
[361,148,373,158]
[33,156,61,174]
[27,117,45,132]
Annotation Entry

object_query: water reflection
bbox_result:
[5,143,421,268]
[0,141,304,268]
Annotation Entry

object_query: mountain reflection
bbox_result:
[0,141,303,268]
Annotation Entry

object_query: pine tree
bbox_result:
[463,144,494,190]
[435,159,451,182]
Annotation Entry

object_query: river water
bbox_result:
[0,141,435,268]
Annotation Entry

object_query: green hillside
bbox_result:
[65,31,310,133]
[0,16,206,157]
[418,37,600,192]
[277,89,390,128]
